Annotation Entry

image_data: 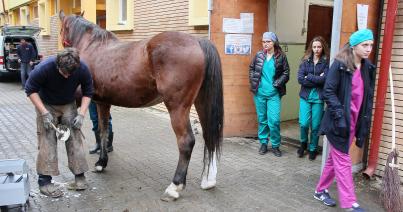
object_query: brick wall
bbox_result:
[113,0,208,41]
[30,15,60,58]
[112,0,208,118]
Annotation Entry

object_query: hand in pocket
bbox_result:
[335,117,348,137]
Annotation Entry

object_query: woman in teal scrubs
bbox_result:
[249,32,290,157]
[297,36,329,160]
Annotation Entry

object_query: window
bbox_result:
[106,0,133,31]
[52,0,58,15]
[118,0,127,24]
[188,0,208,26]
[73,0,81,8]
[20,7,29,25]
[33,5,38,19]
[38,0,50,35]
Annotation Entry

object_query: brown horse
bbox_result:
[59,11,223,201]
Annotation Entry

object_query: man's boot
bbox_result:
[67,174,88,191]
[89,131,101,154]
[107,131,114,152]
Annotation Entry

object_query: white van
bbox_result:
[0,25,42,80]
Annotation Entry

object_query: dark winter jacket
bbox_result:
[297,56,329,100]
[318,59,375,154]
[17,43,36,63]
[249,50,290,96]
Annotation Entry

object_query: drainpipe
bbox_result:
[362,0,385,171]
[321,0,343,173]
[363,0,398,178]
[208,0,212,40]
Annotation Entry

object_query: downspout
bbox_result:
[208,0,212,40]
[363,0,398,178]
[362,0,385,171]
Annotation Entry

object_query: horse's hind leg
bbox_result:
[161,106,195,201]
[94,103,111,172]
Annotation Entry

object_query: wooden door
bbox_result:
[306,5,333,49]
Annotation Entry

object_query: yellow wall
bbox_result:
[7,0,30,10]
[106,0,133,31]
[81,0,96,23]
[38,0,50,35]
[188,0,208,25]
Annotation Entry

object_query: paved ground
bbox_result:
[0,80,385,212]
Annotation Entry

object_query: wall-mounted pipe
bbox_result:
[208,0,212,40]
[363,0,399,178]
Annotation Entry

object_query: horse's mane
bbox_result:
[64,15,118,48]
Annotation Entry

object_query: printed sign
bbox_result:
[225,34,252,55]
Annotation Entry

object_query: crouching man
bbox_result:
[25,48,93,198]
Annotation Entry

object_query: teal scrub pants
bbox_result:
[254,94,281,147]
[299,98,324,151]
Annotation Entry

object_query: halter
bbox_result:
[63,39,72,47]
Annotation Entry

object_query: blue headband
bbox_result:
[349,29,373,47]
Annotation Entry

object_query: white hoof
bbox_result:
[160,183,183,202]
[201,176,216,190]
[95,166,103,172]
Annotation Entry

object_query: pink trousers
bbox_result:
[315,141,356,208]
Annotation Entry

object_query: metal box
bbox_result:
[0,159,30,207]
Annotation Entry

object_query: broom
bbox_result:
[380,66,402,212]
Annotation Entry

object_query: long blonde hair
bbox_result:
[335,43,355,70]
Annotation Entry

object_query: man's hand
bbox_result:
[42,112,54,130]
[29,61,34,66]
[18,59,21,63]
[72,114,84,129]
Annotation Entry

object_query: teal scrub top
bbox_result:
[257,57,278,97]
[307,88,323,103]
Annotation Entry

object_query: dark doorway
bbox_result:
[306,5,333,49]
[96,10,106,29]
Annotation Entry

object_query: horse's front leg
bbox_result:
[161,109,195,201]
[94,103,111,172]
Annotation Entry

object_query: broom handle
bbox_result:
[389,66,396,150]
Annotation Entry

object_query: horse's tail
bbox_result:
[196,39,223,172]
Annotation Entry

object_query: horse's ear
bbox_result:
[80,11,85,17]
[59,10,65,21]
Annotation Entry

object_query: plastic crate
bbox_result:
[0,159,30,207]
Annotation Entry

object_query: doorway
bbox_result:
[306,5,333,49]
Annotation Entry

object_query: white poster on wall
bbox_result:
[223,13,254,33]
[223,18,242,33]
[240,13,254,33]
[357,4,369,30]
[224,34,252,55]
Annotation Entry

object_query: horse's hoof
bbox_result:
[95,166,103,172]
[160,183,183,202]
[200,178,216,190]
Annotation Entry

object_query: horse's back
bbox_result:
[146,32,205,104]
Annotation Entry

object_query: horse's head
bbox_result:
[59,10,89,48]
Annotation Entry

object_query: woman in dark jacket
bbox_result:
[297,36,329,160]
[313,29,375,212]
[249,32,290,157]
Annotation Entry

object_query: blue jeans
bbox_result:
[89,101,112,133]
[20,62,32,88]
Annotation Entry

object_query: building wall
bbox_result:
[30,15,59,57]
[112,0,208,41]
[210,0,268,136]
[375,0,403,181]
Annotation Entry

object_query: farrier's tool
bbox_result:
[50,122,71,142]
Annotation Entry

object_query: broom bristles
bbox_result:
[381,149,402,212]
